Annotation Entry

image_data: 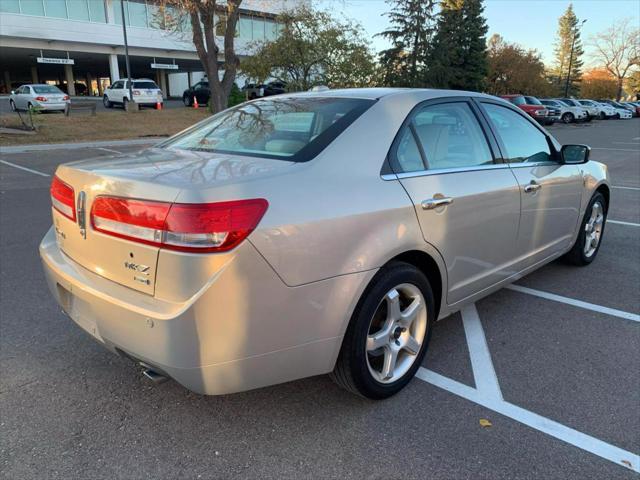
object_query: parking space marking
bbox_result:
[505,285,640,322]
[416,302,640,473]
[608,219,640,227]
[96,147,123,154]
[0,159,50,177]
[461,304,503,400]
[416,368,640,473]
[591,147,640,152]
[612,185,640,191]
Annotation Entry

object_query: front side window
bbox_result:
[162,97,374,161]
[483,103,552,164]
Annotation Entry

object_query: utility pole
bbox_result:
[565,19,587,97]
[120,0,136,110]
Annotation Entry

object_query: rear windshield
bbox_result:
[33,85,63,94]
[162,97,375,161]
[508,96,525,106]
[133,81,158,89]
[524,96,542,105]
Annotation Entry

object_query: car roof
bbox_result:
[283,87,498,101]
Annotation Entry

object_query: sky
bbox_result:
[318,0,640,66]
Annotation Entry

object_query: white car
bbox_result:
[103,78,163,109]
[541,99,582,123]
[9,84,70,112]
[586,100,618,119]
[552,99,589,123]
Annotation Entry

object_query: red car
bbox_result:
[500,94,551,125]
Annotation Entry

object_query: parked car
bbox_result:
[550,99,589,123]
[182,80,210,107]
[103,79,163,109]
[555,98,593,121]
[597,100,634,119]
[621,101,640,116]
[540,99,575,124]
[242,81,287,99]
[499,94,551,124]
[9,84,70,112]
[41,89,610,399]
[578,100,616,120]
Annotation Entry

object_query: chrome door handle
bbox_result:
[421,197,454,210]
[524,183,542,193]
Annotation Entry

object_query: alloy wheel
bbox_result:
[584,201,604,258]
[365,283,427,384]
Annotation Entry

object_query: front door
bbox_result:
[479,101,583,266]
[390,99,521,305]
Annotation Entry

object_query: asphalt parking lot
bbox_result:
[0,96,185,114]
[1,119,639,479]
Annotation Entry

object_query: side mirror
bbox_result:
[562,144,590,164]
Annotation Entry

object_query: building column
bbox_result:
[108,54,120,83]
[86,72,94,96]
[187,71,193,88]
[31,66,39,84]
[64,64,76,96]
[3,71,11,93]
[98,78,105,96]
[159,70,168,97]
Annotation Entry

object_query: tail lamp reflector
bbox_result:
[90,196,268,253]
[50,175,76,221]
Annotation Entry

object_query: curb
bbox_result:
[0,138,162,154]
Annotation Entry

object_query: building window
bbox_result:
[128,0,147,27]
[21,0,45,15]
[67,0,90,21]
[88,0,106,22]
[0,0,20,13]
[44,0,68,18]
[265,19,277,41]
[251,16,264,40]
[239,16,252,39]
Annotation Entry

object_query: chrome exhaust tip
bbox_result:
[141,366,169,384]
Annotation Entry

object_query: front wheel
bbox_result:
[330,262,434,399]
[564,192,607,266]
[103,95,112,108]
[561,112,574,124]
[9,100,16,111]
[599,111,606,120]
[183,95,191,107]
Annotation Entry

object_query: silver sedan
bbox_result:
[40,89,610,399]
[10,84,70,112]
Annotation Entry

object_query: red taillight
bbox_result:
[90,197,268,253]
[63,95,70,101]
[50,176,76,221]
[35,96,47,102]
[133,90,141,96]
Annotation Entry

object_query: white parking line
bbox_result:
[612,186,640,191]
[415,303,640,472]
[608,219,640,227]
[0,159,50,177]
[591,147,640,153]
[416,368,640,473]
[505,284,640,322]
[461,304,502,400]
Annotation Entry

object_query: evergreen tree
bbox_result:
[377,0,437,87]
[551,3,585,96]
[428,0,488,91]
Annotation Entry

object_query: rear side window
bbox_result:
[133,81,159,89]
[162,97,375,161]
[483,103,552,164]
[509,96,525,106]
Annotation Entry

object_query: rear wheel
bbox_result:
[561,112,574,124]
[103,95,112,108]
[599,111,606,120]
[183,95,191,107]
[123,97,129,110]
[564,192,607,266]
[330,262,434,399]
[9,99,16,111]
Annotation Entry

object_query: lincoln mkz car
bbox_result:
[40,89,610,399]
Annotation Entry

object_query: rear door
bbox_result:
[478,100,583,267]
[390,98,521,305]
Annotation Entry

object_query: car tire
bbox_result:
[564,192,607,266]
[330,261,435,399]
[615,113,620,119]
[599,112,606,120]
[103,96,112,108]
[183,95,191,107]
[9,100,16,111]
[123,97,129,110]
[561,112,574,124]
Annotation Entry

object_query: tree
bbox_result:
[626,70,640,100]
[550,3,584,96]
[590,18,640,100]
[580,68,619,99]
[428,0,488,91]
[240,6,376,91]
[160,0,242,113]
[486,34,553,96]
[377,0,437,87]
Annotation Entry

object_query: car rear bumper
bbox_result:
[40,226,369,395]
[34,102,68,111]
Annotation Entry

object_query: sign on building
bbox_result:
[151,63,178,70]
[37,57,75,65]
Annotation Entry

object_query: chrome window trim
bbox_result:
[380,161,560,181]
